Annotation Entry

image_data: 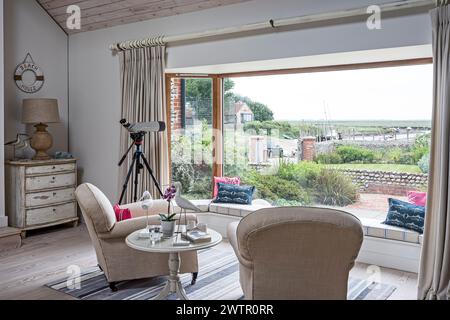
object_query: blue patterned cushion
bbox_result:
[213,183,255,205]
[383,198,425,234]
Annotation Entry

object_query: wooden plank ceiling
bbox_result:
[37,0,251,34]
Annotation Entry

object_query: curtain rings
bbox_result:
[111,35,166,52]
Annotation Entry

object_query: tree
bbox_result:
[232,94,274,122]
[185,78,274,123]
[185,78,236,124]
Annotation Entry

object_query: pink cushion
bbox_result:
[213,176,240,198]
[407,191,427,207]
[113,204,132,222]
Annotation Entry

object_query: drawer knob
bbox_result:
[53,192,57,196]
[53,208,56,212]
[52,166,56,169]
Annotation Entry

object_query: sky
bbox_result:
[231,64,433,121]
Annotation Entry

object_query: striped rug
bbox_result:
[46,248,396,300]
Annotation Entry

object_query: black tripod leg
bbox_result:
[133,154,141,203]
[141,153,164,197]
[118,142,135,167]
[119,155,137,205]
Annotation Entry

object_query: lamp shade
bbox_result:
[22,98,60,124]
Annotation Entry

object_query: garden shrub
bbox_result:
[243,171,311,205]
[386,148,416,165]
[418,153,430,174]
[313,169,359,207]
[336,145,375,163]
[277,161,322,188]
[411,133,431,164]
[315,152,343,164]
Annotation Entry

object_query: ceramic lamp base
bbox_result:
[31,123,52,160]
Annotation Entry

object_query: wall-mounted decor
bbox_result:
[14,53,45,93]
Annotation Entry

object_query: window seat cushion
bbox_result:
[209,200,272,217]
[360,217,422,244]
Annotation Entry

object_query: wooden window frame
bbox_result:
[165,57,432,185]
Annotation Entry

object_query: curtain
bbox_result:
[118,46,169,201]
[418,5,450,300]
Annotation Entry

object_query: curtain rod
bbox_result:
[109,0,437,52]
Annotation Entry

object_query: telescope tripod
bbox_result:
[118,132,163,204]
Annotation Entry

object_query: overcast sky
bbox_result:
[231,64,433,121]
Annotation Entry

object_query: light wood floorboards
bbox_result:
[0,224,418,300]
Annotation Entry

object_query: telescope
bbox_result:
[118,119,165,203]
[120,119,166,133]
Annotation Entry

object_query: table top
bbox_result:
[126,228,222,253]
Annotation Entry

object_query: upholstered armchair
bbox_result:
[227,207,363,300]
[75,183,198,291]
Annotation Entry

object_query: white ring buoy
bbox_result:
[14,60,44,93]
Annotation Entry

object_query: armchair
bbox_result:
[75,183,198,291]
[227,206,363,300]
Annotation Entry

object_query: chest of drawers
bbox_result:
[5,159,79,238]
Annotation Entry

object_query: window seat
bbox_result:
[178,200,421,272]
[178,200,422,244]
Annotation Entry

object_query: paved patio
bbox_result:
[344,193,408,220]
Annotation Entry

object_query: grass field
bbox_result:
[326,163,423,174]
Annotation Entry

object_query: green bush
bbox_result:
[418,153,430,174]
[315,152,343,164]
[386,148,416,165]
[313,169,359,207]
[411,133,431,163]
[336,145,375,163]
[277,161,322,188]
[243,171,311,205]
[411,146,429,163]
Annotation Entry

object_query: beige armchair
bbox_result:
[227,207,363,300]
[75,183,198,291]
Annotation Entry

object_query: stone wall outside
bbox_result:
[339,169,428,196]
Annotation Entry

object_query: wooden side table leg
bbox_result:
[153,252,189,300]
[20,230,26,239]
[153,282,171,300]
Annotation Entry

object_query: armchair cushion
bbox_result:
[98,213,199,239]
[120,199,173,217]
[75,183,116,233]
[99,216,157,239]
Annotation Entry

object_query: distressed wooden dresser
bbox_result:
[5,159,79,238]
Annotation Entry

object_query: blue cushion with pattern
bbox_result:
[213,183,255,205]
[383,198,426,234]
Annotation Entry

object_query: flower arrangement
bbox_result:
[160,185,177,219]
[159,185,178,236]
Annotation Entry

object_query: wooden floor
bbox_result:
[0,224,418,300]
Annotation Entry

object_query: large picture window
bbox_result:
[167,60,433,223]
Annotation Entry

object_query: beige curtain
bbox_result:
[418,5,450,300]
[118,46,169,202]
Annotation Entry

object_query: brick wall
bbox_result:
[301,137,316,161]
[170,78,183,130]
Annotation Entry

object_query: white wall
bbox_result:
[4,0,68,161]
[0,0,6,227]
[68,0,432,200]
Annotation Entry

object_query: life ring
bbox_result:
[14,59,44,93]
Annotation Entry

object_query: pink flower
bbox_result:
[163,185,176,201]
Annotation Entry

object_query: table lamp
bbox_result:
[22,98,60,160]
